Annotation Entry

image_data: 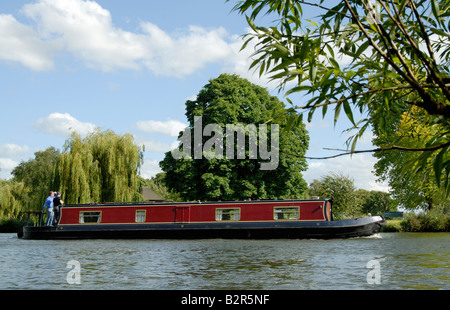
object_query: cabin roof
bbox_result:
[60,198,330,208]
[141,186,164,202]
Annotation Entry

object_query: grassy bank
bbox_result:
[382,209,450,232]
[382,220,403,232]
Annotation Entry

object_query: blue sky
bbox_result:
[0,0,388,192]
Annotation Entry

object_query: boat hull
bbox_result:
[20,216,385,240]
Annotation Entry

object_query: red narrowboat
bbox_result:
[19,199,385,239]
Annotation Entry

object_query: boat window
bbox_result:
[215,208,240,221]
[274,207,299,220]
[79,211,101,223]
[135,210,146,222]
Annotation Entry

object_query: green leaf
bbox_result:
[326,44,335,59]
[240,36,254,52]
[329,57,340,71]
[343,100,355,125]
[334,102,342,126]
[319,69,334,86]
[306,19,318,27]
[354,41,371,60]
[434,147,447,187]
[285,85,310,96]
[430,27,450,38]
[431,0,441,25]
[259,60,266,77]
[298,37,309,60]
[283,114,296,133]
[310,61,317,81]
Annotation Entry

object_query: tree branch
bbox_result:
[281,141,450,160]
[342,0,415,85]
[294,83,450,112]
[342,0,450,116]
[322,142,450,157]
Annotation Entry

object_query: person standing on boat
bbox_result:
[42,191,55,226]
[52,192,64,225]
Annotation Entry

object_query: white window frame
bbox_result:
[135,210,146,223]
[79,211,101,223]
[215,208,240,221]
[273,207,300,220]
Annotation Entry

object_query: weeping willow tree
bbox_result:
[57,129,144,204]
[0,181,28,219]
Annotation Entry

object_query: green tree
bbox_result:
[0,147,61,218]
[309,172,362,218]
[373,107,450,210]
[359,190,396,215]
[0,180,28,219]
[160,73,309,201]
[57,129,144,204]
[231,0,450,192]
[11,147,60,210]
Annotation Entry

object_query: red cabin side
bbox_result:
[58,200,329,225]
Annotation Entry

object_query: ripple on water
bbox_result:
[0,233,449,289]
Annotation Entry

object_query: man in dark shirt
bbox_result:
[53,192,64,225]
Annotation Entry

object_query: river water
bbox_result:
[0,232,448,290]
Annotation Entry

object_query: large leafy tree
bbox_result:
[373,106,450,210]
[2,131,144,216]
[0,180,27,219]
[57,129,144,204]
[11,147,60,210]
[0,147,60,219]
[231,0,450,192]
[358,189,397,214]
[308,172,362,217]
[160,74,309,201]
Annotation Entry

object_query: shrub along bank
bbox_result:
[382,209,450,232]
[0,218,26,233]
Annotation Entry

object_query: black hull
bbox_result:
[19,216,385,240]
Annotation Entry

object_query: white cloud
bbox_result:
[0,144,31,179]
[34,112,97,137]
[0,144,30,158]
[0,158,19,179]
[135,137,174,153]
[0,0,277,82]
[0,0,247,78]
[140,23,232,77]
[303,153,390,192]
[139,159,162,179]
[22,0,149,72]
[136,119,187,136]
[0,158,18,170]
[0,14,55,70]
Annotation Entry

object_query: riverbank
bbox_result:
[382,211,450,232]
[382,220,403,232]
